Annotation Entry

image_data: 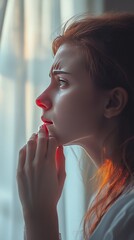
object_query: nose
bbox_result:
[35,92,52,110]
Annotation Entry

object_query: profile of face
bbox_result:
[36,43,106,146]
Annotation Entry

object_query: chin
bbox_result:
[48,127,82,146]
[48,134,75,147]
[58,137,82,147]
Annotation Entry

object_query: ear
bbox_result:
[104,87,128,118]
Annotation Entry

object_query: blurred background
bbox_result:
[0,0,134,239]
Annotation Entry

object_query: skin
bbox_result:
[16,43,128,240]
[36,43,128,165]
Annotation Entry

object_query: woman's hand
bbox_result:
[16,127,66,219]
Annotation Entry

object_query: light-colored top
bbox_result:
[24,187,134,240]
[90,188,134,240]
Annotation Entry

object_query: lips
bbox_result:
[41,116,53,124]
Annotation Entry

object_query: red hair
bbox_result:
[52,13,134,239]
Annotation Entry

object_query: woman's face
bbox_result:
[36,43,106,146]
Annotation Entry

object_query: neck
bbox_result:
[68,117,131,168]
[77,125,120,167]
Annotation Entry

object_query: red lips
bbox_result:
[41,116,53,124]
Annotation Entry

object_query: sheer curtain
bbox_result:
[0,0,96,239]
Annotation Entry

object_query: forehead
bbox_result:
[52,43,85,73]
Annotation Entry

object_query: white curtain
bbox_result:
[0,0,96,239]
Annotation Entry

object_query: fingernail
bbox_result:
[38,125,45,132]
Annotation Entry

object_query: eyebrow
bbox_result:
[49,69,72,77]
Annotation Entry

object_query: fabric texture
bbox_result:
[90,188,134,240]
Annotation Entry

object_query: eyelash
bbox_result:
[57,77,68,88]
[49,74,69,88]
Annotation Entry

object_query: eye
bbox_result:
[57,77,68,88]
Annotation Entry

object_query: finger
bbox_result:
[25,133,37,169]
[34,128,48,163]
[38,124,48,137]
[16,145,28,208]
[47,137,58,164]
[16,144,27,197]
[17,145,26,174]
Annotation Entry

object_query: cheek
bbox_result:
[54,91,84,122]
[53,89,99,134]
[49,89,103,145]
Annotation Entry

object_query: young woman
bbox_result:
[17,13,134,240]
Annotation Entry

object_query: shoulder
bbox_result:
[104,190,134,240]
[90,190,134,240]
